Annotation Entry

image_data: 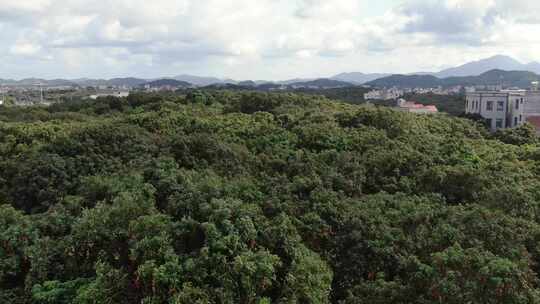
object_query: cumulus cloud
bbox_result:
[10,41,42,56]
[399,0,540,46]
[1,0,540,79]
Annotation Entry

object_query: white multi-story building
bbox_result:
[465,91,525,132]
[89,91,130,100]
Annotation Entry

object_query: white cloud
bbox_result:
[1,0,540,80]
[0,0,51,13]
[10,41,42,56]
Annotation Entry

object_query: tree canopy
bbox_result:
[1,91,540,303]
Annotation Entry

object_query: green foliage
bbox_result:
[1,91,540,303]
[494,123,538,145]
[403,92,466,116]
[32,278,90,304]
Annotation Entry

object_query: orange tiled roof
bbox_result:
[526,116,540,129]
[399,101,438,112]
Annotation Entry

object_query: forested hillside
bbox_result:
[2,91,540,303]
[366,69,540,89]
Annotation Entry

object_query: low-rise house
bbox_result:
[525,116,540,135]
[395,99,438,114]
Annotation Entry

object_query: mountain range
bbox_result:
[434,55,540,78]
[366,69,540,89]
[329,55,540,84]
[2,55,540,89]
[331,72,391,85]
[144,79,192,88]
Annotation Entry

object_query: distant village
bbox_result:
[0,80,476,106]
[364,81,540,134]
[362,84,511,101]
[364,86,465,101]
[0,82,184,106]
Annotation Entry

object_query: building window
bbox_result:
[514,117,518,126]
[486,101,493,111]
[516,100,519,110]
[520,115,523,122]
[486,118,492,128]
[497,101,504,111]
[496,119,503,128]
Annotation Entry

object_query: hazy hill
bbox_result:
[107,78,148,87]
[0,78,79,87]
[288,78,354,88]
[143,79,192,88]
[331,72,391,84]
[444,70,540,88]
[67,78,148,87]
[334,55,540,83]
[173,74,225,86]
[366,74,441,88]
[366,69,540,88]
[237,80,257,87]
[435,55,540,78]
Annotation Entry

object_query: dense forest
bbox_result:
[1,90,540,303]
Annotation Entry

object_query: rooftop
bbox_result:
[397,99,438,113]
[526,116,540,130]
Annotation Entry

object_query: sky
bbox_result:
[1,0,540,80]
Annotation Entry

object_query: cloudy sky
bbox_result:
[2,0,540,80]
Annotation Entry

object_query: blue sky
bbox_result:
[1,0,540,80]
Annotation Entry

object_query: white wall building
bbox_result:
[364,87,403,100]
[465,91,525,132]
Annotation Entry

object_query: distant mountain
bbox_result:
[434,55,540,78]
[288,78,354,88]
[365,69,540,89]
[201,83,248,90]
[256,83,284,90]
[72,79,108,87]
[0,78,78,87]
[237,80,257,87]
[366,74,441,88]
[444,70,540,88]
[331,72,391,84]
[107,78,148,87]
[143,79,192,88]
[525,62,540,73]
[173,75,226,86]
[277,78,316,85]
